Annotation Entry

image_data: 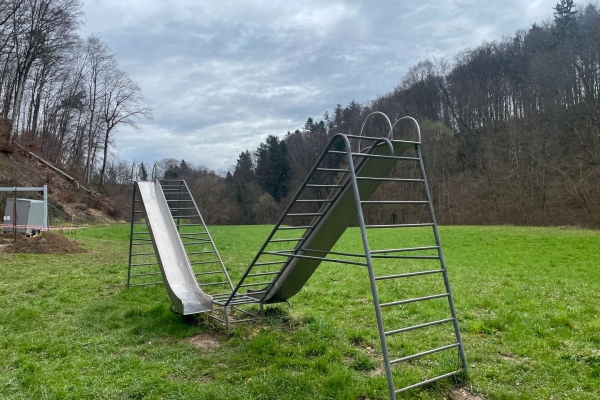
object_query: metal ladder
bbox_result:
[216,115,467,397]
[127,179,233,294]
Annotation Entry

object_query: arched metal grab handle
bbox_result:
[151,163,159,181]
[357,111,394,153]
[391,116,421,143]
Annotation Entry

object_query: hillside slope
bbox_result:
[0,145,123,226]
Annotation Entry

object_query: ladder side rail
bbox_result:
[127,183,138,288]
[342,135,397,400]
[225,133,363,306]
[415,143,468,371]
[179,179,234,291]
[175,180,183,231]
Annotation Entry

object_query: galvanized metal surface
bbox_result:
[135,181,212,314]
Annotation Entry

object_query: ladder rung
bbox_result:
[253,261,286,266]
[188,251,216,256]
[316,168,350,172]
[327,151,420,161]
[380,293,448,308]
[390,343,459,365]
[133,211,145,213]
[131,272,162,277]
[169,207,197,210]
[269,238,303,243]
[278,226,313,230]
[375,269,443,280]
[198,281,230,287]
[227,298,264,306]
[132,232,150,235]
[345,134,395,141]
[355,177,424,182]
[131,252,155,256]
[361,201,428,205]
[130,262,159,267]
[191,260,220,265]
[371,246,439,254]
[385,318,454,336]
[300,248,364,258]
[132,242,153,246]
[395,370,461,394]
[295,199,333,202]
[305,184,344,188]
[239,282,271,288]
[287,213,323,217]
[166,199,194,202]
[194,270,225,276]
[365,223,434,229]
[182,241,211,245]
[371,255,439,259]
[247,272,280,277]
[175,224,203,227]
[261,251,368,266]
[178,232,209,236]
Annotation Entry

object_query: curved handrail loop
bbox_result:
[357,111,394,153]
[151,163,159,181]
[391,116,421,143]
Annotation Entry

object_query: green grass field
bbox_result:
[0,224,599,399]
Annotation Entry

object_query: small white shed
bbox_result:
[3,198,46,235]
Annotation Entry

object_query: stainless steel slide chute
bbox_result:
[135,181,212,315]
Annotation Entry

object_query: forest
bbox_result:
[1,0,599,228]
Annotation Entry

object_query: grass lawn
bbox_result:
[0,224,599,399]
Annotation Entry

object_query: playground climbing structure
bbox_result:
[127,113,467,398]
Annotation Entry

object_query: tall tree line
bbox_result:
[0,0,152,184]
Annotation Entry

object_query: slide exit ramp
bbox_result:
[127,180,232,315]
[214,113,467,398]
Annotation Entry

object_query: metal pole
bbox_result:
[343,136,396,400]
[176,181,182,232]
[415,144,468,371]
[43,185,48,230]
[127,183,137,288]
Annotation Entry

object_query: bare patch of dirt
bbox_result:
[0,232,86,254]
[367,365,385,377]
[187,333,221,349]
[451,387,486,400]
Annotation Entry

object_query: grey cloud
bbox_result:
[83,0,557,171]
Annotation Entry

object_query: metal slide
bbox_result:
[135,181,213,315]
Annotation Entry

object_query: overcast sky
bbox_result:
[81,0,557,172]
